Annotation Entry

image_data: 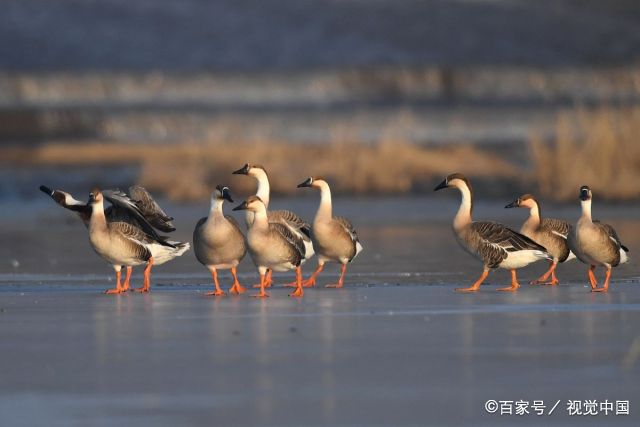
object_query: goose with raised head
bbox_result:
[87,189,189,294]
[505,194,575,285]
[40,184,189,291]
[193,185,247,296]
[567,186,629,292]
[434,173,551,292]
[232,163,313,287]
[296,177,362,288]
[232,196,305,298]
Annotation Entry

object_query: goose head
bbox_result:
[505,194,537,209]
[579,185,592,201]
[232,195,266,212]
[214,185,234,203]
[40,185,84,207]
[297,176,327,189]
[232,163,267,178]
[434,173,471,192]
[88,188,103,205]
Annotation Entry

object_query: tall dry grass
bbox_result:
[3,138,518,201]
[530,107,640,201]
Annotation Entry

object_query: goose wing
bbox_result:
[270,222,305,262]
[128,186,176,232]
[102,190,175,248]
[541,218,571,239]
[473,221,547,252]
[594,220,629,252]
[268,210,312,240]
[335,216,361,248]
[107,221,153,261]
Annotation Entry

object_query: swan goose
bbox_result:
[87,189,187,294]
[41,185,189,292]
[296,177,363,288]
[505,194,575,285]
[434,173,550,292]
[193,185,247,296]
[567,186,629,292]
[232,196,305,298]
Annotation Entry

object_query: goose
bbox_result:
[505,194,575,285]
[434,173,550,292]
[232,196,305,298]
[87,189,188,294]
[193,185,247,296]
[296,177,363,288]
[232,163,313,287]
[40,185,189,292]
[567,186,629,292]
[40,185,176,232]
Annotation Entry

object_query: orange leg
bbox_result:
[456,269,489,293]
[587,265,598,290]
[302,263,324,287]
[205,268,225,296]
[121,266,133,292]
[326,264,347,288]
[289,266,304,297]
[251,272,270,298]
[133,257,154,293]
[592,267,612,293]
[530,261,559,285]
[497,269,520,292]
[228,267,246,294]
[253,269,273,288]
[105,269,123,294]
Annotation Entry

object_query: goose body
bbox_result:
[505,194,575,285]
[434,173,550,292]
[296,177,362,288]
[88,189,189,293]
[568,186,629,292]
[233,196,305,298]
[193,186,247,296]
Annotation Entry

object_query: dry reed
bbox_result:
[530,107,640,201]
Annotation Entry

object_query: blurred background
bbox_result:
[1,0,640,202]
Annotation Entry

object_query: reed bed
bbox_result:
[530,107,640,201]
[3,139,517,201]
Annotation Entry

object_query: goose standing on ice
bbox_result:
[40,185,189,292]
[567,186,629,292]
[193,185,247,296]
[434,173,550,292]
[232,163,313,287]
[232,196,305,298]
[296,177,363,288]
[505,194,575,285]
[87,189,189,294]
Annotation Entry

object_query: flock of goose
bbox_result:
[40,168,628,297]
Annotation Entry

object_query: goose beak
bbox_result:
[297,178,313,188]
[579,188,590,201]
[232,164,250,175]
[232,201,248,211]
[504,199,519,209]
[433,179,448,191]
[222,189,234,203]
[88,193,96,203]
[39,185,54,196]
